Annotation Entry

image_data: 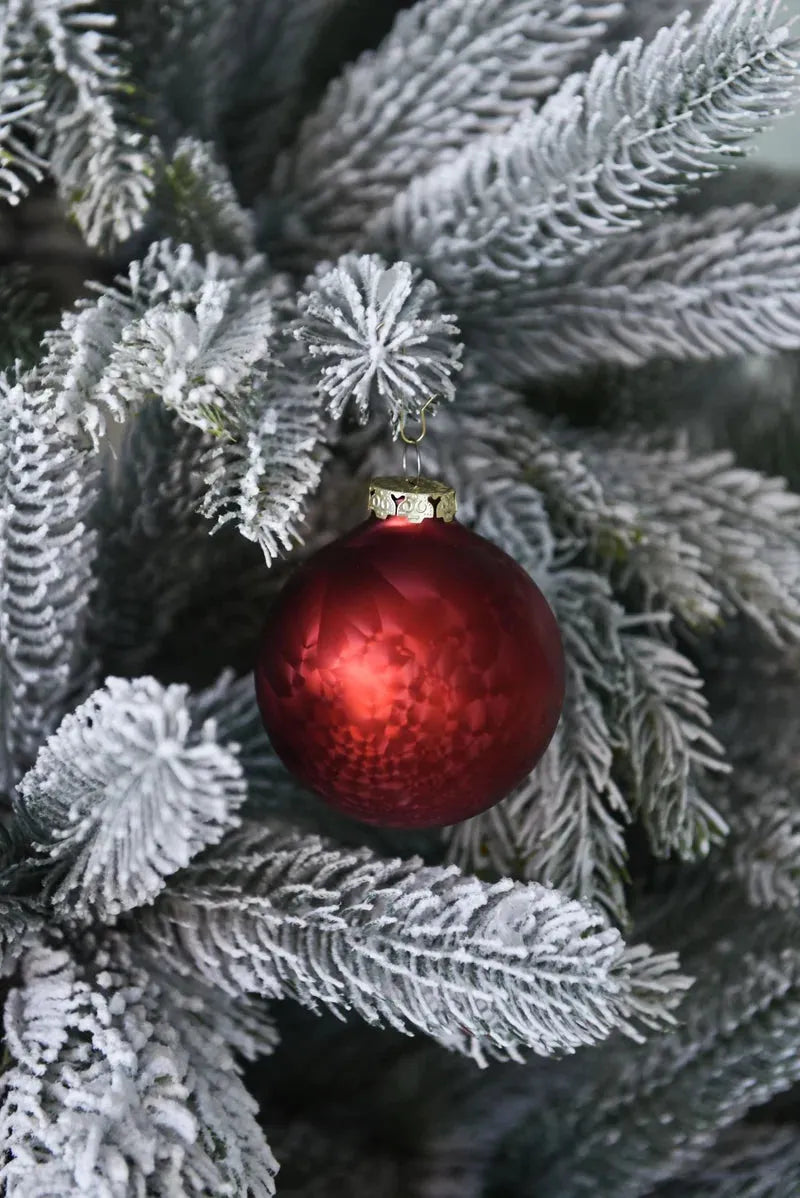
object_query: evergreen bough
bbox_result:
[0,1,799,1193]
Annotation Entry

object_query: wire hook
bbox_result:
[399,396,437,478]
[399,395,437,447]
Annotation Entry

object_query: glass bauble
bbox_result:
[255,481,564,828]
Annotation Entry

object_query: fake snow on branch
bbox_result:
[472,478,727,864]
[380,0,800,304]
[0,0,158,245]
[0,897,44,979]
[602,0,714,49]
[140,821,689,1066]
[470,204,800,382]
[0,942,278,1197]
[655,1122,800,1198]
[93,258,276,441]
[713,660,800,911]
[575,435,800,644]
[199,366,326,562]
[528,929,800,1197]
[0,370,98,796]
[295,253,463,433]
[0,41,45,204]
[33,239,327,562]
[458,398,800,645]
[119,0,348,202]
[436,465,726,921]
[155,137,258,260]
[16,676,246,920]
[36,240,252,445]
[274,0,621,265]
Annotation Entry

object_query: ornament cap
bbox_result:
[368,475,457,523]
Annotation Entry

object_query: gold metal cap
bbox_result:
[368,475,457,524]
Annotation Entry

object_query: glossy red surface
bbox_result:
[255,514,565,828]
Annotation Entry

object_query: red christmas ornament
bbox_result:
[255,475,564,828]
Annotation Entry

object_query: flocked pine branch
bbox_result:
[198,362,326,561]
[0,897,43,979]
[89,401,216,676]
[618,630,729,859]
[134,946,280,1198]
[34,0,156,248]
[442,479,632,918]
[420,935,800,1198]
[1,0,158,245]
[116,0,348,195]
[0,18,46,204]
[448,606,728,922]
[602,0,713,49]
[726,789,800,911]
[653,1122,800,1198]
[429,424,726,918]
[710,655,800,911]
[189,670,290,813]
[167,991,279,1198]
[273,0,621,266]
[0,267,55,372]
[0,941,278,1196]
[576,433,800,642]
[34,239,327,561]
[295,253,463,431]
[16,676,246,920]
[378,0,800,304]
[0,944,198,1196]
[139,820,689,1066]
[37,239,220,445]
[137,943,279,1067]
[525,928,800,1198]
[469,203,800,382]
[155,137,257,260]
[459,650,632,924]
[0,370,97,797]
[473,404,800,640]
[96,253,274,437]
[503,416,720,626]
[483,471,727,865]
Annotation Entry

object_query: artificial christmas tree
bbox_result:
[1,0,800,1194]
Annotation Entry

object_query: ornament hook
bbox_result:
[399,396,437,478]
